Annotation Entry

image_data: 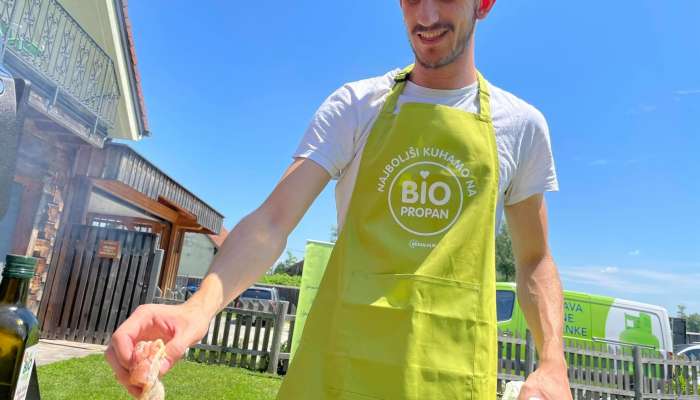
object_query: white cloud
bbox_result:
[589,159,609,166]
[560,266,659,294]
[559,266,700,296]
[628,249,641,256]
[674,89,700,96]
[559,265,700,314]
[626,105,657,115]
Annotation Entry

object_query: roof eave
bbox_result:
[113,0,151,138]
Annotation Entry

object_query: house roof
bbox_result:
[117,0,150,136]
[208,226,229,248]
[99,144,225,233]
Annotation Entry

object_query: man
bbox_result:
[107,1,572,399]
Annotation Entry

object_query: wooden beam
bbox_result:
[159,225,183,290]
[91,179,180,223]
[10,177,44,256]
[158,196,197,221]
[157,195,210,232]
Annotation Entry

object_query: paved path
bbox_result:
[36,339,107,366]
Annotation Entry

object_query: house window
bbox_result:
[87,213,162,235]
[90,216,128,230]
[134,224,153,233]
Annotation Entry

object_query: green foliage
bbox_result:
[258,273,301,287]
[330,224,338,242]
[496,224,516,282]
[273,250,299,275]
[38,354,281,400]
[689,315,700,332]
[678,305,700,332]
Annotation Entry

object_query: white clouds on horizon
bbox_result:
[674,89,700,96]
[588,159,609,166]
[559,265,700,298]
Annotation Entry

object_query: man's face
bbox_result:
[401,0,478,69]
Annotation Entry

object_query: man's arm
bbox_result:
[106,158,330,395]
[188,157,331,318]
[504,193,571,400]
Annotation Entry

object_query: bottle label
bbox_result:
[12,344,37,400]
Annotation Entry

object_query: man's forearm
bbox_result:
[516,253,566,363]
[185,210,288,319]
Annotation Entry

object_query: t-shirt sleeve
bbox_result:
[293,86,357,179]
[504,107,559,206]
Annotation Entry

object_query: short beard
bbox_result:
[410,17,476,70]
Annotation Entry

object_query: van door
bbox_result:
[563,293,593,342]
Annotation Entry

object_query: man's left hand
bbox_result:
[518,359,572,400]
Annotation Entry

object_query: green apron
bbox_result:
[278,67,500,399]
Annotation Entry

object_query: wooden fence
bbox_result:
[39,226,162,344]
[498,331,700,399]
[154,297,295,374]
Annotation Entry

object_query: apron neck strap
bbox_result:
[383,65,493,121]
[475,71,492,121]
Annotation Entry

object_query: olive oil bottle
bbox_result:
[0,255,39,400]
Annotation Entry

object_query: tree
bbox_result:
[676,304,700,332]
[676,305,700,332]
[330,224,338,243]
[274,250,299,275]
[689,314,700,333]
[495,223,516,282]
[678,305,688,319]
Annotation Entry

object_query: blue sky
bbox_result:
[126,1,700,314]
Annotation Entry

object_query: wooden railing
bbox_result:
[0,0,120,131]
[499,331,700,399]
[154,297,295,375]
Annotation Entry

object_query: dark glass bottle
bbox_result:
[0,255,39,400]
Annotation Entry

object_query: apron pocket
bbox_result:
[326,386,383,400]
[342,272,480,320]
[331,272,481,399]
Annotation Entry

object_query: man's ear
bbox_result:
[477,0,496,19]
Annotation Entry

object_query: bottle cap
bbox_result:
[3,254,37,279]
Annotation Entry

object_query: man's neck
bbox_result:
[409,49,477,90]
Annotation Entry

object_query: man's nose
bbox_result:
[416,0,440,28]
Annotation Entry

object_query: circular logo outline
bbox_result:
[387,160,463,237]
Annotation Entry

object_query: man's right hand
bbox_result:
[105,302,211,397]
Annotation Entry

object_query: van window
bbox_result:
[497,290,515,321]
[241,288,272,300]
[603,304,667,351]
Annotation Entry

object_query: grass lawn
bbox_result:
[37,354,282,399]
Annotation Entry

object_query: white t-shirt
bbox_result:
[294,69,559,234]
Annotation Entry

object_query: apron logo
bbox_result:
[401,171,451,208]
[378,147,479,237]
[389,161,463,236]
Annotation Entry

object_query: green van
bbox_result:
[496,282,674,355]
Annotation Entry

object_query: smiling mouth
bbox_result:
[416,28,449,43]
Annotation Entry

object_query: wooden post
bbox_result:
[633,346,643,400]
[525,330,536,378]
[144,249,164,304]
[268,300,289,374]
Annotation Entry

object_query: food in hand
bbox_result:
[129,339,166,400]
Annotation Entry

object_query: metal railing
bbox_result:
[0,0,120,127]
